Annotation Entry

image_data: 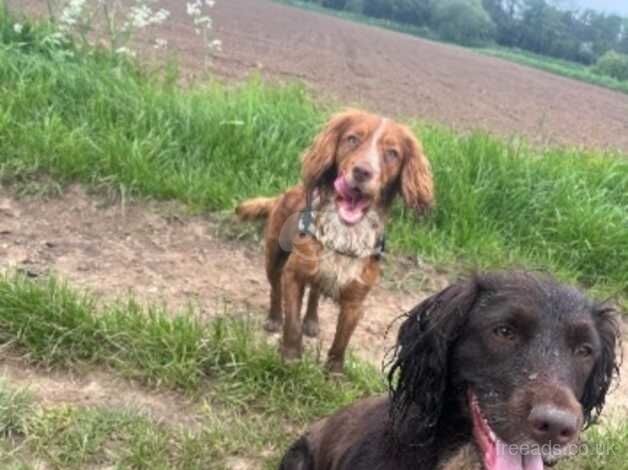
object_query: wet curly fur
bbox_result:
[279,271,622,469]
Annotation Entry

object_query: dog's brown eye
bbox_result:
[385,149,399,162]
[575,344,593,358]
[493,325,515,341]
[346,135,360,147]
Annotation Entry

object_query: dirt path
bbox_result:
[0,357,200,428]
[1,187,627,421]
[0,187,444,368]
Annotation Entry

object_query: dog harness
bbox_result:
[297,193,386,258]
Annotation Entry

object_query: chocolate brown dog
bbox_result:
[279,272,621,469]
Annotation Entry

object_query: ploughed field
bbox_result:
[206,0,628,151]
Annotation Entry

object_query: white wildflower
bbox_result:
[209,38,222,51]
[59,0,87,29]
[187,1,201,16]
[128,5,151,29]
[154,38,168,49]
[128,4,170,29]
[115,46,136,57]
[152,9,170,25]
[44,0,217,59]
[13,23,23,34]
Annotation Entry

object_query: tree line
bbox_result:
[307,0,628,65]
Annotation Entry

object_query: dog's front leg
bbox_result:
[281,259,306,361]
[326,262,378,374]
[302,285,320,338]
[326,300,365,374]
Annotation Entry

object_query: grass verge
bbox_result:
[1,7,627,302]
[0,377,291,469]
[0,272,384,468]
[0,274,624,469]
[272,0,436,40]
[0,273,384,412]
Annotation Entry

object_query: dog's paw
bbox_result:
[324,359,345,375]
[303,319,320,338]
[281,345,303,362]
[264,318,282,333]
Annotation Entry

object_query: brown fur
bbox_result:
[236,109,434,373]
[235,196,278,220]
[278,272,621,470]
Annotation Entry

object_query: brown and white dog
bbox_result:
[236,109,434,373]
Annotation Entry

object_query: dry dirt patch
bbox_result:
[0,186,443,367]
[0,186,626,436]
[0,357,199,429]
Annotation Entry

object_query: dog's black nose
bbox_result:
[352,164,373,183]
[528,405,578,446]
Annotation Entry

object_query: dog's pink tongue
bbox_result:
[334,176,356,199]
[492,439,544,470]
[334,176,368,225]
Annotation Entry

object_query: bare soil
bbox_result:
[0,186,446,367]
[210,0,628,151]
[1,188,627,411]
[0,357,200,428]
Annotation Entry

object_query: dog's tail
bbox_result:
[235,196,278,221]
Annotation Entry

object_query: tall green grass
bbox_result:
[0,8,627,299]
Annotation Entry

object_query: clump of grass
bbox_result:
[0,273,384,419]
[0,379,32,440]
[0,8,627,301]
[0,377,290,469]
[558,421,628,470]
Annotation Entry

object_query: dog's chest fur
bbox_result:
[311,202,383,300]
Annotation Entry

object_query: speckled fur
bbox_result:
[312,199,383,259]
[312,199,383,300]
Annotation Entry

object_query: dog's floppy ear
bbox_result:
[582,304,621,427]
[388,277,479,446]
[400,130,434,215]
[302,110,354,192]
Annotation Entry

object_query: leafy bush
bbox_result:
[431,0,496,46]
[592,50,628,81]
[344,0,364,14]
